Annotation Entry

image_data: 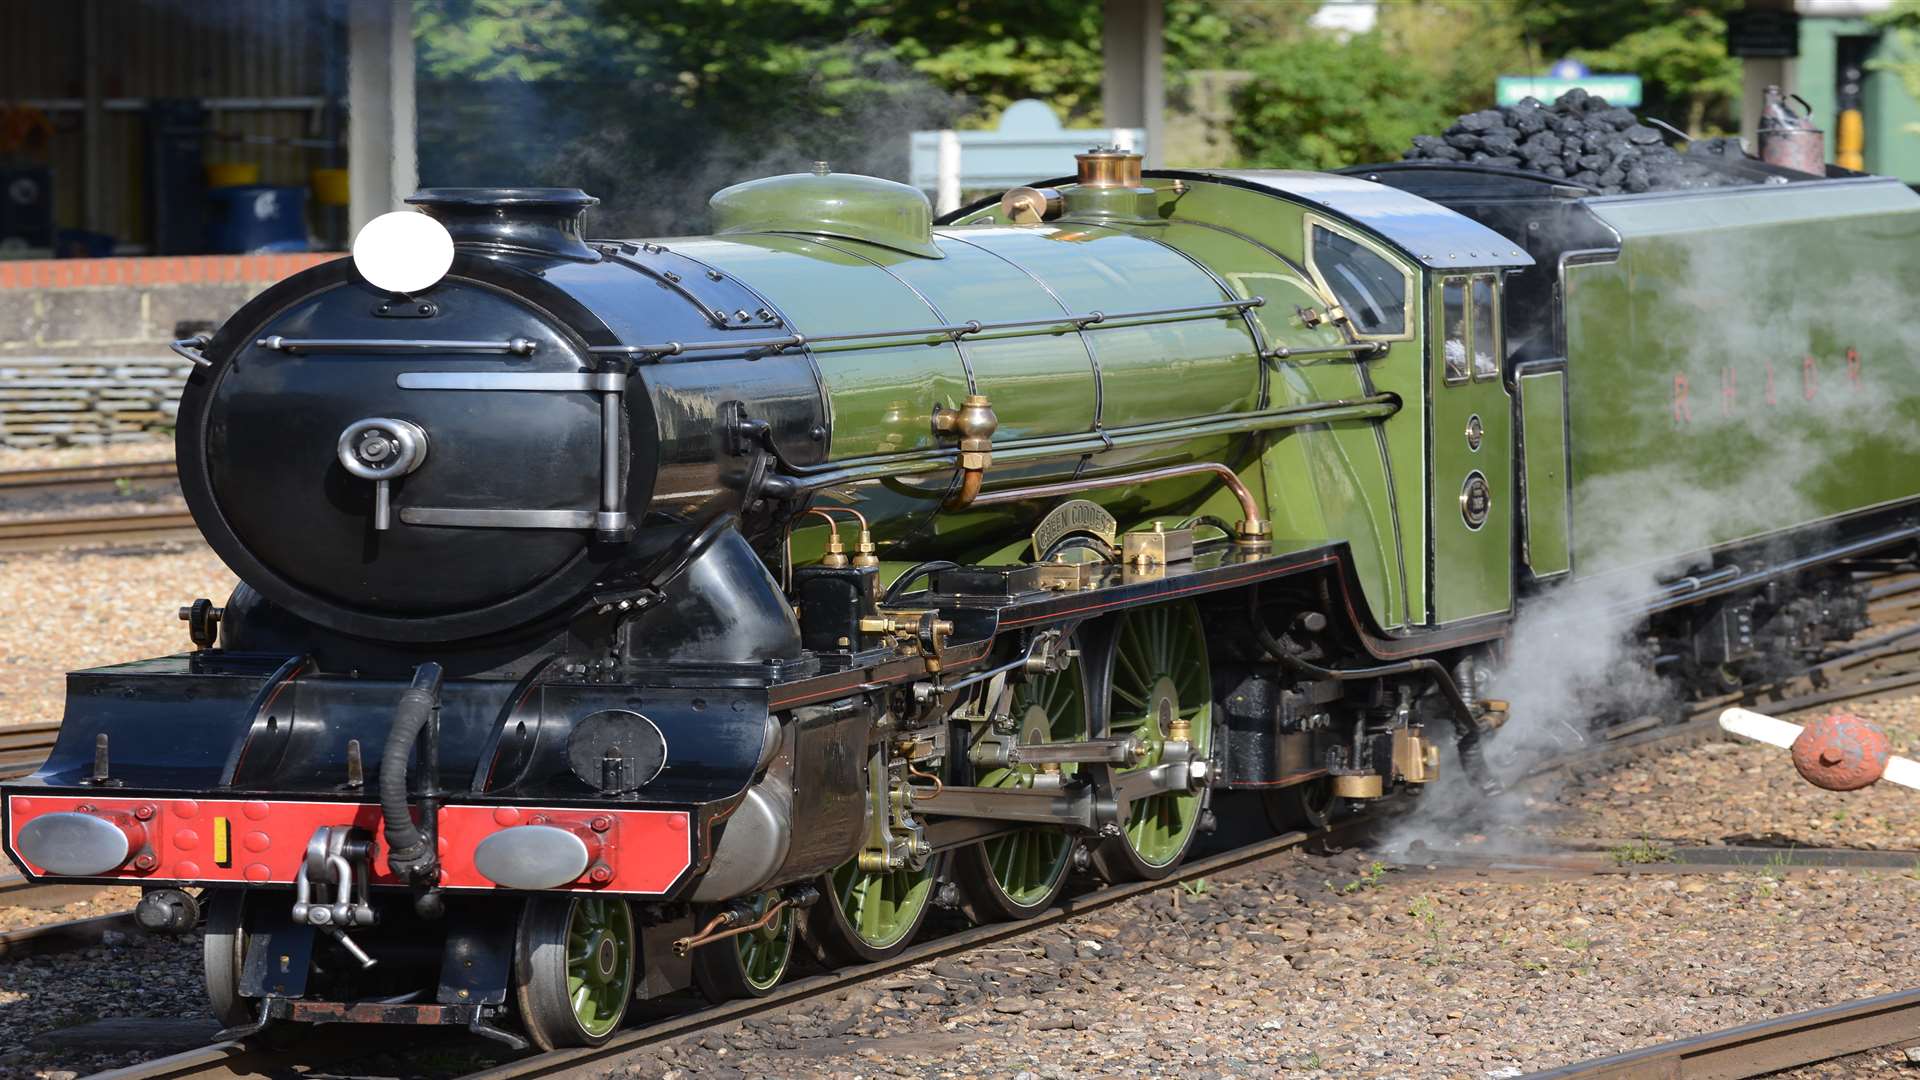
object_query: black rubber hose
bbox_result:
[883,560,960,605]
[381,661,445,877]
[1248,592,1501,794]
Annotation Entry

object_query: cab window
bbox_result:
[1441,278,1468,383]
[1309,223,1409,338]
[1470,276,1500,380]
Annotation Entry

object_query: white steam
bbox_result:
[1386,199,1920,854]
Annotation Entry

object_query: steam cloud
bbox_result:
[1386,210,1920,854]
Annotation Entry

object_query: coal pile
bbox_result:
[1402,88,1745,194]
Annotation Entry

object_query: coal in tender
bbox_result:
[1400,90,1758,195]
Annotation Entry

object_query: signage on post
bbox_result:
[1496,73,1644,108]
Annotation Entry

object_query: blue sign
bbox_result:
[1547,58,1590,79]
[1496,73,1643,108]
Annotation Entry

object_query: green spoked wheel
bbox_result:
[957,654,1089,920]
[692,891,795,1002]
[1090,601,1214,882]
[512,895,635,1050]
[810,854,940,965]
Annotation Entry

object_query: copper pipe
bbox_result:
[671,898,791,956]
[805,506,875,566]
[970,461,1271,546]
[944,468,984,510]
[906,761,944,798]
[814,506,868,531]
[799,507,847,536]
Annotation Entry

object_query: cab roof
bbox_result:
[1166,169,1535,272]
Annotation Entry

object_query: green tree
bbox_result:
[1870,0,1920,130]
[411,0,1239,232]
[415,0,632,81]
[1229,32,1458,170]
[1514,0,1743,134]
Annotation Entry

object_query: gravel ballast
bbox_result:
[4,530,1918,1075]
[0,441,173,472]
[0,543,235,727]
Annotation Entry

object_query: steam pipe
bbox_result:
[883,560,960,604]
[380,662,445,883]
[971,461,1270,546]
[1247,593,1500,794]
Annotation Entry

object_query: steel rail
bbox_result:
[0,461,178,496]
[48,640,1919,1078]
[0,911,135,961]
[31,572,1920,1077]
[455,816,1374,1080]
[1523,985,1920,1078]
[0,511,200,553]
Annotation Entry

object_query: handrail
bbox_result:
[759,394,1399,497]
[1265,341,1388,360]
[585,298,1265,359]
[255,336,539,356]
[170,334,212,369]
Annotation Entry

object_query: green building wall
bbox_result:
[1795,16,1920,182]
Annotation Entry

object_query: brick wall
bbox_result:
[0,253,340,445]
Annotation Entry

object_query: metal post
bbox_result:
[1102,0,1164,166]
[1739,0,1797,148]
[347,0,417,237]
[935,130,962,214]
[81,0,105,236]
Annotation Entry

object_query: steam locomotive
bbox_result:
[6,144,1917,1050]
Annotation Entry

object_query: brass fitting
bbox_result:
[1075,146,1143,188]
[819,526,849,568]
[851,528,879,569]
[933,394,997,509]
[1237,515,1273,550]
[1331,773,1385,799]
[859,609,955,656]
[805,507,874,568]
[1393,727,1440,785]
[1168,715,1192,743]
[1001,185,1063,224]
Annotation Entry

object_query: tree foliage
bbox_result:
[1514,0,1742,134]
[1871,0,1920,132]
[1228,3,1529,170]
[412,0,1759,221]
[411,0,1236,233]
[1228,33,1458,170]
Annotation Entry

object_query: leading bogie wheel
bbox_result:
[512,894,636,1050]
[1263,776,1340,833]
[956,650,1089,920]
[1089,600,1214,882]
[692,891,795,1002]
[203,889,253,1029]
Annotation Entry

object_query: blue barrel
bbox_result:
[205,185,309,253]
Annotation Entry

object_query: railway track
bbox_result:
[0,510,201,553]
[0,720,58,780]
[86,815,1377,1080]
[21,574,1920,1078]
[1527,986,1920,1078]
[0,460,196,552]
[0,461,178,499]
